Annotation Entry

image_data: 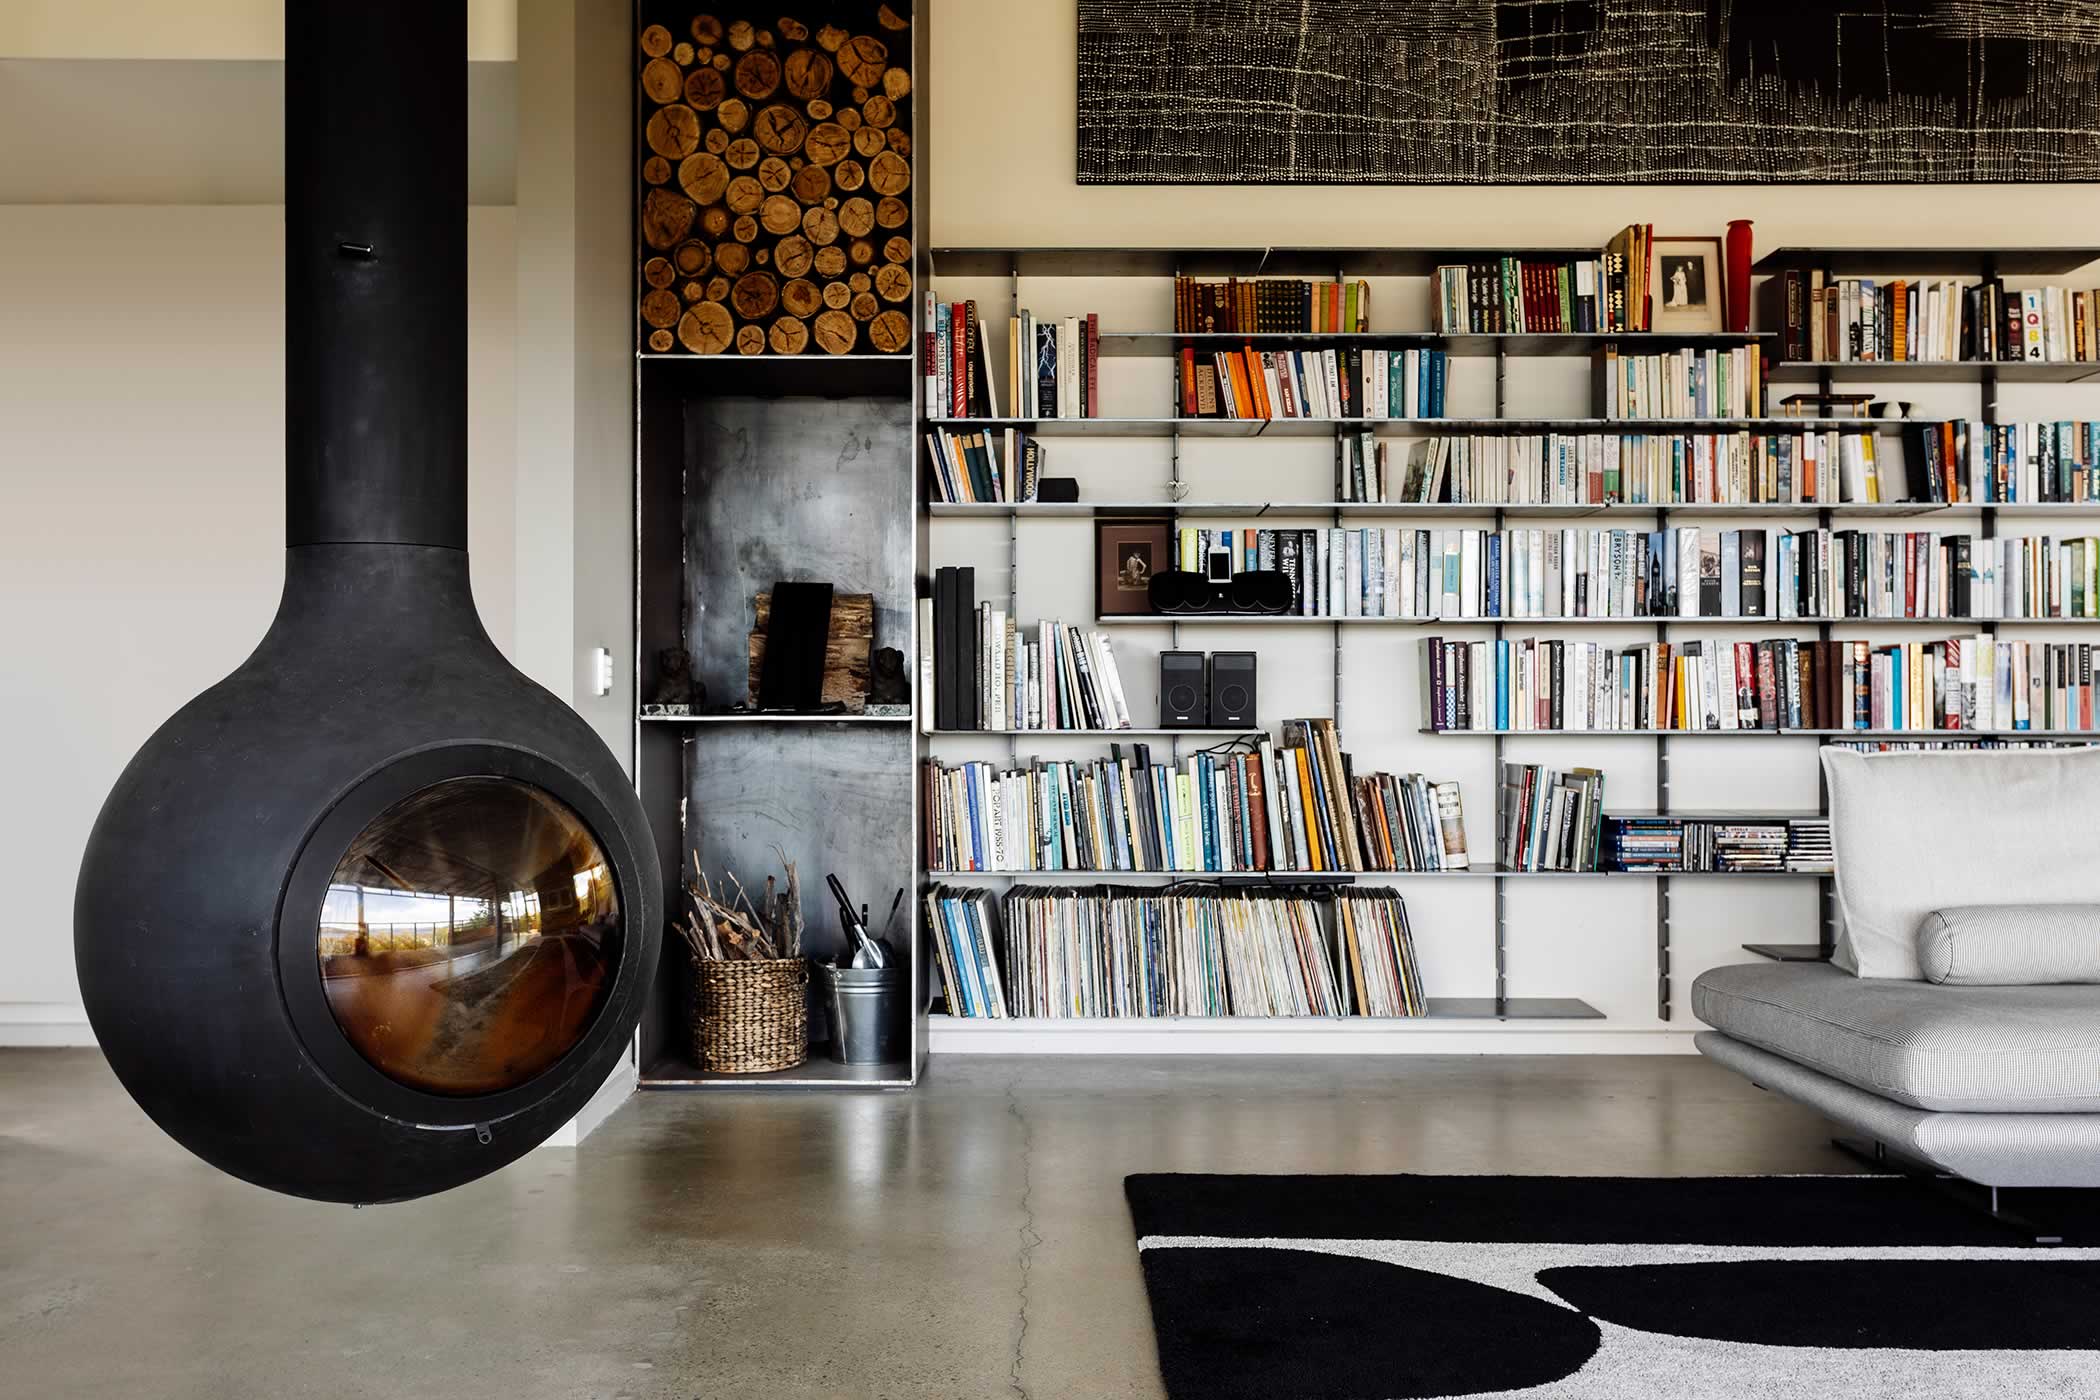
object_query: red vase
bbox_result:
[1725,219,1754,333]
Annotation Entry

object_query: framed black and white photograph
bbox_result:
[1095,517,1171,617]
[1648,237,1725,333]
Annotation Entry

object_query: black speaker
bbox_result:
[1148,570,1206,612]
[1159,651,1207,727]
[1149,569,1296,615]
[1036,477,1079,503]
[1209,651,1257,726]
[1228,570,1294,613]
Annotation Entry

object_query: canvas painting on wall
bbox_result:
[1077,1,2100,184]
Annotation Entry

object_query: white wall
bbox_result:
[0,204,517,1045]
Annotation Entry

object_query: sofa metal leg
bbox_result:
[1830,1136,1894,1171]
[1831,1137,2065,1245]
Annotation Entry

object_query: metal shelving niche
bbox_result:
[630,0,928,1090]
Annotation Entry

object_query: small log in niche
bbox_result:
[637,5,911,354]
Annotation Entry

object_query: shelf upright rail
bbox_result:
[1493,342,1510,1015]
[1816,329,1839,961]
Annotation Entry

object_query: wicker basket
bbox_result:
[691,955,808,1073]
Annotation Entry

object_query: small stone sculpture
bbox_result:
[868,646,909,705]
[652,647,697,708]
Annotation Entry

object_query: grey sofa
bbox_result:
[1694,747,2100,1189]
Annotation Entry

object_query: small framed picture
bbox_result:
[1095,516,1171,617]
[1650,236,1725,333]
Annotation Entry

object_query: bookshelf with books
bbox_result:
[919,237,2100,1047]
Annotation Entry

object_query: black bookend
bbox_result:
[934,567,956,729]
[759,580,834,711]
[955,566,978,730]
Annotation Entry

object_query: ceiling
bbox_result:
[0,59,517,204]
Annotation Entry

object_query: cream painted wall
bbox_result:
[921,0,2100,1051]
[928,0,2100,252]
[0,1,516,60]
[0,204,518,1044]
[514,0,642,1142]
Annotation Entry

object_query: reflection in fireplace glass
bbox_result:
[317,777,620,1096]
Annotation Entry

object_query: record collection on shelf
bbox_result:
[926,884,1429,1020]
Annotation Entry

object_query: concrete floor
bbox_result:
[0,1049,1854,1399]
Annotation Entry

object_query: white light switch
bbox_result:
[591,647,613,697]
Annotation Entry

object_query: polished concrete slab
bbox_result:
[0,1049,1855,1399]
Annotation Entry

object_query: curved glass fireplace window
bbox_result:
[317,777,620,1097]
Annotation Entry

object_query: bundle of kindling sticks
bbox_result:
[678,847,804,962]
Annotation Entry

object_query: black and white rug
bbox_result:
[1126,1174,2100,1399]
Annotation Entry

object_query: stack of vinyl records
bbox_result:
[1337,890,1427,1018]
[927,886,1433,1020]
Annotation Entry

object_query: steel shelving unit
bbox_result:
[920,242,2100,1036]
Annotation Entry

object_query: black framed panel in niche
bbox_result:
[1076,1,2100,185]
[637,0,915,355]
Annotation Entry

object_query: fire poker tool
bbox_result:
[827,873,888,969]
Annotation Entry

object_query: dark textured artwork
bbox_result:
[1076,1,2100,184]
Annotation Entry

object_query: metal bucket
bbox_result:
[816,962,908,1065]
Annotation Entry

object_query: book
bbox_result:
[1421,632,2099,734]
[925,721,1464,874]
[923,886,1010,1018]
[1187,347,1447,421]
[1436,249,1628,334]
[1173,277,1368,333]
[1783,277,2100,365]
[1597,346,1762,419]
[1320,426,1997,508]
[1498,764,1606,871]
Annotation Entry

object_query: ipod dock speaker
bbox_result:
[1149,570,1295,615]
[1209,652,1256,726]
[1159,651,1208,727]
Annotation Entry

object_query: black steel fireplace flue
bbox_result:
[73,1,660,1203]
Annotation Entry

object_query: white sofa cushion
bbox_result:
[1823,746,2100,980]
[1918,904,2100,986]
[1694,961,2100,1112]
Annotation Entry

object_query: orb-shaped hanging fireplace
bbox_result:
[72,1,660,1203]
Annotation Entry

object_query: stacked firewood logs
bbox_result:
[638,6,913,355]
